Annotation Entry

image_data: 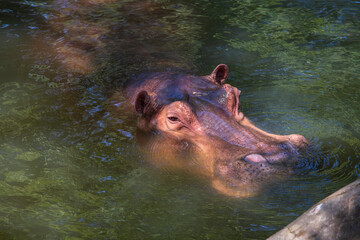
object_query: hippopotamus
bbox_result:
[124,64,308,197]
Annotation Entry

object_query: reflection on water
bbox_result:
[0,0,359,239]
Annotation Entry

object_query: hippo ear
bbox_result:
[210,64,229,85]
[135,90,152,115]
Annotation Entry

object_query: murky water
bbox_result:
[0,0,359,239]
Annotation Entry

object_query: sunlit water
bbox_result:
[0,0,359,239]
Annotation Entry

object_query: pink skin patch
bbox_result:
[244,154,268,164]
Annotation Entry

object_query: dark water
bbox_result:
[0,0,359,239]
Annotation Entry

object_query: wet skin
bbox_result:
[124,64,308,197]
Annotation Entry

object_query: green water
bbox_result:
[0,0,359,239]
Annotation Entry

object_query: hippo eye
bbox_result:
[168,116,179,122]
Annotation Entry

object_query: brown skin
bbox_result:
[124,64,308,197]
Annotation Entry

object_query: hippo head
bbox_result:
[126,64,308,197]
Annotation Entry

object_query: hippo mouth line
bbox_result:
[243,152,292,165]
[241,152,299,167]
[242,141,301,165]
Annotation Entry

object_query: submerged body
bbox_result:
[124,64,308,197]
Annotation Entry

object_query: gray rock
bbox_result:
[268,179,360,240]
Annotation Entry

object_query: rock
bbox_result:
[268,179,360,240]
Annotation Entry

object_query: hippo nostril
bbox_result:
[287,134,308,149]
